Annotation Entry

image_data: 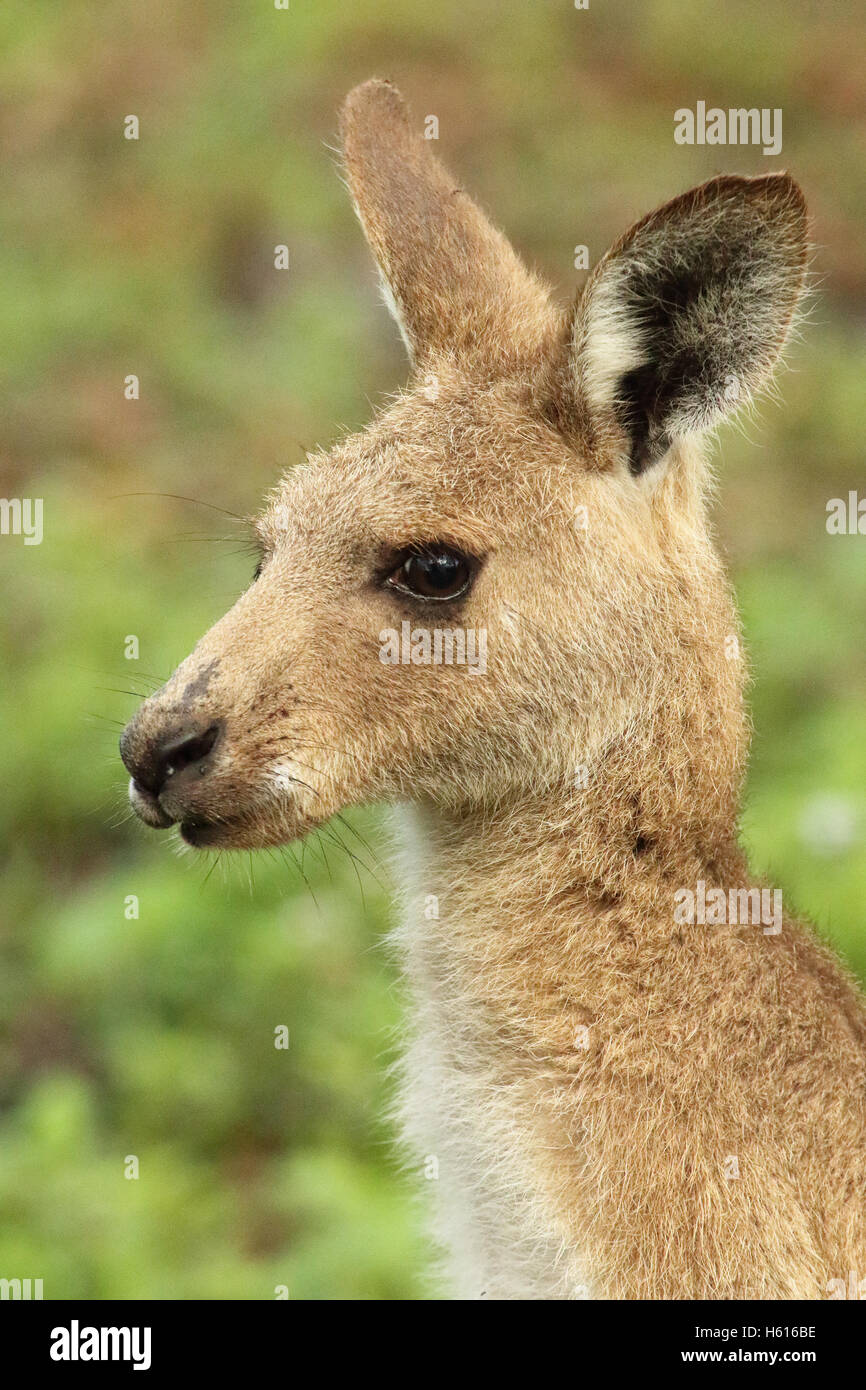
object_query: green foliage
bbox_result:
[1,0,863,1298]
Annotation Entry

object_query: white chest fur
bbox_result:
[389,806,589,1300]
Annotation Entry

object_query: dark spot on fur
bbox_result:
[615,920,637,948]
[617,364,671,474]
[182,658,221,704]
[594,892,622,914]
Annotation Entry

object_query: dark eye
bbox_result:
[386,546,475,601]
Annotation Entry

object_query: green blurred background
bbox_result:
[1,0,864,1299]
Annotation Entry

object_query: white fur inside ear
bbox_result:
[377,269,414,360]
[347,186,415,361]
[575,268,648,416]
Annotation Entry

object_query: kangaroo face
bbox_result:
[120,373,634,848]
[120,80,807,851]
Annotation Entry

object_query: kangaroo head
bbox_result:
[120,79,807,852]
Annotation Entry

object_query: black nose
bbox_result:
[121,720,222,797]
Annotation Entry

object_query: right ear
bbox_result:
[570,174,809,474]
[339,79,553,371]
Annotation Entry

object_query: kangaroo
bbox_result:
[120,80,866,1300]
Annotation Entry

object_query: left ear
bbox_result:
[571,174,809,474]
[340,78,554,371]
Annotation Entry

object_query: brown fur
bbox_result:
[121,81,866,1299]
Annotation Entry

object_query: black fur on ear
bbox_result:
[570,174,809,474]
